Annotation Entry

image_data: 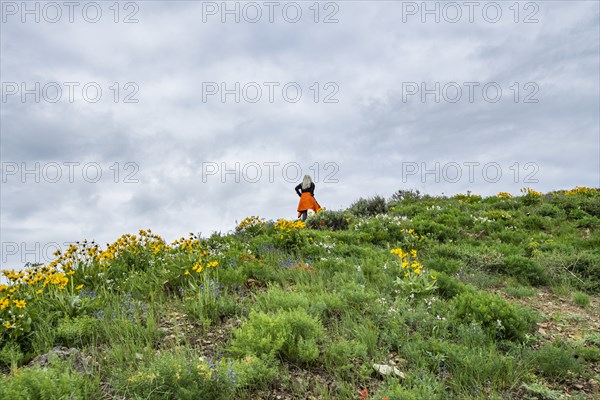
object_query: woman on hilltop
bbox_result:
[295,175,322,221]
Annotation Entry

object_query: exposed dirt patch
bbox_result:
[156,311,241,358]
[498,287,600,399]
[499,288,599,342]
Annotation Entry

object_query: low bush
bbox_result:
[55,316,100,347]
[230,308,324,365]
[0,361,99,400]
[572,291,590,308]
[306,210,351,231]
[411,219,457,242]
[434,272,468,299]
[451,290,537,342]
[424,257,464,274]
[348,195,388,217]
[323,338,368,378]
[527,341,584,379]
[0,341,24,370]
[389,189,422,203]
[121,349,277,400]
[501,255,548,286]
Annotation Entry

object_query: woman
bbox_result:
[295,175,321,221]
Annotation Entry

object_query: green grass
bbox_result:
[1,187,599,399]
[504,285,537,299]
[572,292,591,308]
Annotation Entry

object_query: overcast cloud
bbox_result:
[1,0,599,271]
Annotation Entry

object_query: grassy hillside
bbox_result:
[1,187,599,400]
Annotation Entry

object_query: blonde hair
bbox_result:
[301,175,313,190]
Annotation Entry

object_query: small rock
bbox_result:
[373,363,405,379]
[538,328,547,336]
[27,346,89,374]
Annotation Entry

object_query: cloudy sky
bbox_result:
[1,0,599,270]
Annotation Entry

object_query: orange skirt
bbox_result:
[297,192,321,217]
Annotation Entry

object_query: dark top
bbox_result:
[295,182,315,197]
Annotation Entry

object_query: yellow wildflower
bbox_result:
[13,299,26,309]
[193,260,204,273]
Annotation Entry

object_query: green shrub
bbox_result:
[537,204,562,217]
[434,213,460,229]
[323,339,367,378]
[348,195,388,217]
[271,221,311,253]
[504,285,536,298]
[568,253,600,293]
[435,272,468,299]
[519,193,542,206]
[461,246,503,271]
[567,207,590,220]
[454,193,482,204]
[425,257,463,274]
[501,255,548,286]
[123,351,241,400]
[306,210,351,231]
[255,286,312,313]
[389,189,422,203]
[411,219,457,242]
[254,285,345,321]
[0,362,99,400]
[527,341,584,378]
[579,197,600,217]
[374,376,443,400]
[492,229,528,245]
[576,215,600,229]
[335,280,379,310]
[235,216,267,237]
[572,292,590,308]
[573,343,600,362]
[352,215,424,247]
[184,282,240,327]
[431,340,522,393]
[232,355,278,391]
[451,290,537,342]
[256,286,327,316]
[537,252,600,293]
[55,316,100,347]
[0,341,24,370]
[484,210,512,221]
[521,215,547,230]
[230,308,324,364]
